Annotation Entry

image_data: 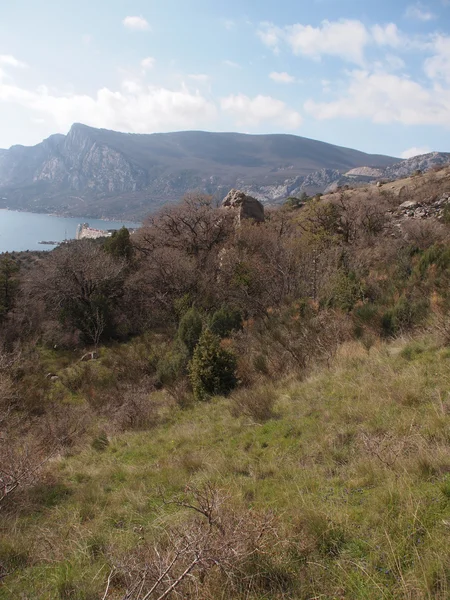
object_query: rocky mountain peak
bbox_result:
[0,124,443,221]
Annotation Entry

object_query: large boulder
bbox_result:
[222,189,265,223]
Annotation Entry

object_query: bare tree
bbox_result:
[136,194,234,263]
[24,241,126,344]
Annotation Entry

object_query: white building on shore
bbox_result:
[75,223,112,241]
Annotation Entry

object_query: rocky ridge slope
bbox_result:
[323,152,450,194]
[0,125,397,220]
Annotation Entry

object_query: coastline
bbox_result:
[0,211,141,254]
[0,207,142,225]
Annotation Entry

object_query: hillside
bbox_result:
[0,125,397,219]
[322,152,450,193]
[1,337,450,599]
[2,167,450,598]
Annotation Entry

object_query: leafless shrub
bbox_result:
[359,431,421,470]
[23,241,126,345]
[0,402,87,509]
[0,435,51,508]
[104,483,280,600]
[402,219,449,251]
[166,378,194,409]
[0,346,86,508]
[230,385,277,422]
[237,309,351,380]
[110,384,161,432]
[432,314,450,347]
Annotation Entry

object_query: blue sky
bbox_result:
[0,0,449,157]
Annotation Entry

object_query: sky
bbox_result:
[0,0,449,158]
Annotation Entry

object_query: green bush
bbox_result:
[284,192,309,209]
[416,244,450,278]
[189,330,237,401]
[178,307,203,354]
[381,297,428,337]
[156,344,189,386]
[353,303,379,325]
[103,227,133,260]
[209,306,243,338]
[322,270,364,312]
[0,257,19,321]
[91,431,109,452]
[173,294,194,319]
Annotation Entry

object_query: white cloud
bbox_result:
[371,23,402,48]
[285,19,370,64]
[424,35,450,83]
[141,56,156,70]
[121,80,142,94]
[269,71,295,83]
[223,19,236,30]
[188,74,210,83]
[257,19,423,65]
[304,69,450,126]
[401,146,432,158]
[0,78,218,134]
[384,54,406,70]
[0,55,27,69]
[123,16,150,31]
[257,22,282,54]
[0,70,306,137]
[405,3,436,21]
[257,19,404,65]
[221,93,302,129]
[222,59,241,68]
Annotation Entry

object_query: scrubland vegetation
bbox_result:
[1,169,450,599]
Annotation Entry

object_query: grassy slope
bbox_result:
[1,338,450,599]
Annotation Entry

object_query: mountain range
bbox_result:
[0,124,448,220]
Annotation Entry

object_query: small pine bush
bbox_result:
[381,296,428,337]
[91,431,109,452]
[209,306,242,338]
[178,307,203,354]
[189,330,237,401]
[156,344,189,386]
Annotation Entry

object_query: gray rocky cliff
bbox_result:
[0,125,446,220]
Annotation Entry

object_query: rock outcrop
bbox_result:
[392,193,450,222]
[222,189,265,223]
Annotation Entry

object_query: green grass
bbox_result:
[2,338,450,598]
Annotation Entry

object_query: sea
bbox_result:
[0,210,141,253]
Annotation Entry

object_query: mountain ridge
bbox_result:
[0,124,438,220]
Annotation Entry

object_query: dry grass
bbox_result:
[1,337,450,598]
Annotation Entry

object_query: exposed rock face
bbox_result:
[383,153,450,180]
[322,153,450,194]
[222,189,265,223]
[0,125,398,219]
[1,124,448,220]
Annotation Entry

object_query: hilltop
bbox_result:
[0,124,397,219]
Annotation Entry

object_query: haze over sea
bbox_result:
[0,210,140,253]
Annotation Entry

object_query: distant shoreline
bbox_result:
[0,207,142,225]
[0,210,141,254]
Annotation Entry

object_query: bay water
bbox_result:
[0,210,140,253]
